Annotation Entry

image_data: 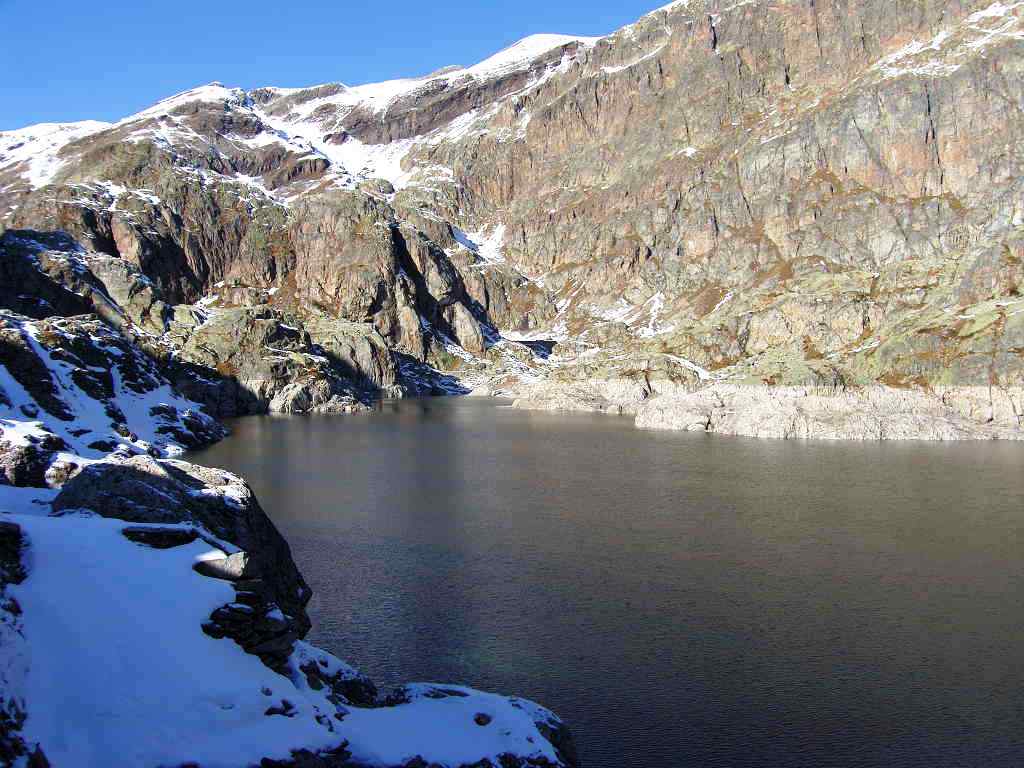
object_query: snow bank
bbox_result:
[8,514,346,768]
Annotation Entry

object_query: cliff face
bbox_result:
[3,1,1022,417]
[422,0,1024,393]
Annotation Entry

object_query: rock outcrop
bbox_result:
[0,230,402,416]
[52,454,314,634]
[0,309,224,468]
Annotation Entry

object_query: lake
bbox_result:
[193,397,1024,768]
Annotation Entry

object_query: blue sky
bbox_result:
[0,0,664,130]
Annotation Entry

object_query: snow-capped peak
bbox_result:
[0,31,603,197]
[121,82,246,123]
[459,33,601,80]
[285,32,599,116]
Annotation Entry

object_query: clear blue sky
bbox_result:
[0,0,663,130]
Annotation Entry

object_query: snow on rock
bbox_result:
[6,513,346,768]
[459,34,601,80]
[243,34,598,191]
[119,82,246,123]
[453,224,507,265]
[307,34,598,115]
[343,684,567,767]
[0,121,111,189]
[0,311,224,471]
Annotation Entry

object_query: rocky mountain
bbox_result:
[3,0,1024,437]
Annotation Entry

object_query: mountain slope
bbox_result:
[2,0,1023,427]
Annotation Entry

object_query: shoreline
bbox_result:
[504,381,1024,442]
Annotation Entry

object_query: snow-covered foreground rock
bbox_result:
[0,506,575,767]
[0,440,577,767]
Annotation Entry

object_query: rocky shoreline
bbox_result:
[510,381,1024,441]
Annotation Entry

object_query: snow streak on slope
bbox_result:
[0,314,220,461]
[0,121,111,189]
[0,33,601,197]
[121,82,246,122]
[460,34,602,79]
[281,34,600,117]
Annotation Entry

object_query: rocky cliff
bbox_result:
[3,0,1023,436]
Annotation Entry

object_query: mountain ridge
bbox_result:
[1,0,1023,436]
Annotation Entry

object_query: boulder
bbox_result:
[52,455,313,634]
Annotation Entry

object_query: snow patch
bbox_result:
[454,224,507,265]
[8,514,347,768]
[0,121,111,189]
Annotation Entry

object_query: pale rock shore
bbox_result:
[507,379,652,415]
[511,381,1024,441]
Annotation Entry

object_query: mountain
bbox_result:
[2,0,1024,764]
[3,0,1024,437]
[4,0,1024,438]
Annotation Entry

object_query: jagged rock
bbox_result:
[448,303,487,354]
[0,521,25,586]
[268,379,370,415]
[175,307,379,415]
[0,439,56,488]
[0,520,32,767]
[194,551,252,581]
[301,315,400,393]
[0,231,94,320]
[202,585,301,670]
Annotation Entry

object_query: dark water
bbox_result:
[194,397,1024,768]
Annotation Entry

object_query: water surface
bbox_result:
[194,397,1024,768]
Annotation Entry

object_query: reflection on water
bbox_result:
[194,398,1024,768]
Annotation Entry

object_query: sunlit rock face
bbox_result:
[2,1,1024,412]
